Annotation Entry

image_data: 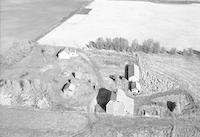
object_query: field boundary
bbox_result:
[34,0,94,42]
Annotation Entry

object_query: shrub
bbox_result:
[142,39,154,53]
[160,47,167,53]
[87,41,96,48]
[169,48,177,55]
[131,39,139,52]
[183,48,193,56]
[112,37,129,52]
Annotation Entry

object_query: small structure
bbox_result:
[96,88,112,111]
[75,72,83,79]
[62,81,76,97]
[128,81,141,95]
[106,101,125,116]
[57,48,78,59]
[125,63,139,82]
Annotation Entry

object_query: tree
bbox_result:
[119,37,129,52]
[104,38,113,50]
[169,48,177,55]
[131,39,139,52]
[112,37,129,52]
[112,38,120,51]
[160,47,167,53]
[96,37,105,49]
[188,48,194,56]
[152,42,160,53]
[142,39,154,53]
[87,41,96,48]
[183,48,193,56]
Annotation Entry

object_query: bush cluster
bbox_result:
[87,37,194,56]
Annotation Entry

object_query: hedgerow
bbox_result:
[87,37,194,56]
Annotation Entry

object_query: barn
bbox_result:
[106,89,134,116]
[125,63,139,82]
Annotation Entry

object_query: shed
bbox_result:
[57,48,78,59]
[125,64,139,82]
[128,81,141,91]
[96,88,112,111]
[116,89,134,115]
[106,101,125,116]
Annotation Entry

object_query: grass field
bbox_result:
[0,0,90,53]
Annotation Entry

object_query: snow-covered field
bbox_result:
[38,0,200,50]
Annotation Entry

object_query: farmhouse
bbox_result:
[106,89,134,116]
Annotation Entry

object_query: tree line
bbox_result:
[86,37,194,56]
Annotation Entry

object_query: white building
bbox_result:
[106,101,125,116]
[106,89,134,116]
[57,48,78,59]
[128,64,140,82]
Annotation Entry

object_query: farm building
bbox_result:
[106,89,134,116]
[125,63,139,82]
[138,104,167,118]
[128,81,141,95]
[106,101,126,116]
[125,63,141,95]
[62,80,76,97]
[96,88,117,111]
[57,48,78,59]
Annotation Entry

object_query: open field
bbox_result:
[38,0,200,51]
[0,0,90,53]
[0,44,200,136]
[1,0,200,136]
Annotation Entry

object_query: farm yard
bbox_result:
[38,0,200,51]
[1,0,200,136]
[1,44,200,136]
[0,0,91,53]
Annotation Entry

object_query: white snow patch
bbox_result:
[38,0,200,50]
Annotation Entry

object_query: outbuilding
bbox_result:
[106,89,134,116]
[57,48,78,59]
[128,81,141,95]
[125,63,139,82]
[106,100,125,116]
